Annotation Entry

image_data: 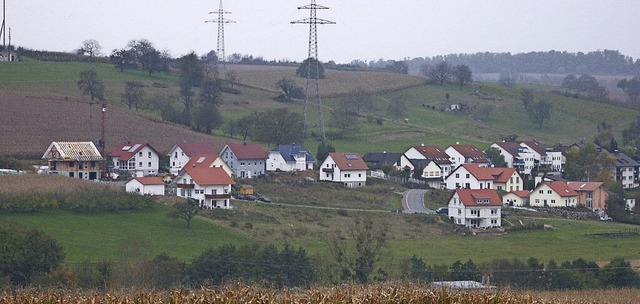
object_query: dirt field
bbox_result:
[0,92,235,159]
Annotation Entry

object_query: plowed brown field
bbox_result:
[0,91,235,158]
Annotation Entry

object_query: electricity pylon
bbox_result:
[205,0,235,65]
[291,0,335,141]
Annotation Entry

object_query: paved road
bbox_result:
[402,189,435,214]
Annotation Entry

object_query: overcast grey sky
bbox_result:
[4,1,640,63]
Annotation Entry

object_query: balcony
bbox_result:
[205,193,231,199]
[322,168,334,173]
[177,183,195,189]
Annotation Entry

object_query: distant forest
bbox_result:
[361,50,640,77]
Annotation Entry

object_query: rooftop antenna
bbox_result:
[205,0,235,67]
[292,0,335,141]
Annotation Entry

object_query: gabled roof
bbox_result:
[130,176,164,185]
[271,144,316,162]
[408,158,439,170]
[454,189,502,207]
[566,181,604,192]
[223,142,269,160]
[507,190,531,198]
[42,141,104,161]
[448,144,490,163]
[614,152,640,168]
[542,181,578,197]
[454,164,518,182]
[520,140,549,155]
[363,152,402,168]
[328,152,369,171]
[169,142,216,157]
[410,145,452,164]
[109,142,158,160]
[492,141,524,157]
[183,153,222,169]
[181,167,235,186]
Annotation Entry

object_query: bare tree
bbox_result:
[122,81,145,110]
[429,61,452,85]
[79,39,102,59]
[453,64,472,87]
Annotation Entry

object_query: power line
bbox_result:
[292,0,335,141]
[205,0,235,66]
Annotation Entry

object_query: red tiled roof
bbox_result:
[545,181,578,197]
[566,181,604,192]
[109,142,157,160]
[224,142,269,160]
[459,164,518,182]
[133,177,165,185]
[175,142,216,157]
[184,153,221,169]
[509,190,531,198]
[183,167,235,185]
[449,144,490,163]
[455,189,502,207]
[329,152,369,171]
[521,141,547,155]
[411,145,452,164]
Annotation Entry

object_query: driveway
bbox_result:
[402,189,435,214]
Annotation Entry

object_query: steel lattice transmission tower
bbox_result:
[205,0,235,65]
[291,0,335,141]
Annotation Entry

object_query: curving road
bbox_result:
[402,189,435,214]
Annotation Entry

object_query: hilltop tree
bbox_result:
[617,76,640,104]
[110,48,137,72]
[225,70,239,88]
[179,52,205,125]
[78,39,102,59]
[385,60,408,74]
[520,89,535,109]
[453,64,472,87]
[77,69,105,101]
[191,103,222,134]
[253,108,303,145]
[428,61,452,85]
[128,39,161,76]
[296,57,326,79]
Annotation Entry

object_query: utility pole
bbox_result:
[100,103,108,179]
[292,0,335,141]
[1,0,6,55]
[205,0,235,66]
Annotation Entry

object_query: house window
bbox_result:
[148,162,151,167]
[551,199,556,205]
[456,173,459,178]
[491,209,497,215]
[466,174,470,178]
[539,190,543,194]
[148,152,152,158]
[139,162,142,167]
[139,152,142,157]
[548,190,552,194]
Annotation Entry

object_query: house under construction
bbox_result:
[41,141,105,180]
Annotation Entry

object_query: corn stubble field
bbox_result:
[3,283,640,304]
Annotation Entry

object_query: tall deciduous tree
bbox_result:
[527,99,552,128]
[618,76,640,104]
[200,79,222,106]
[485,147,507,167]
[170,198,199,229]
[428,61,452,85]
[77,69,105,101]
[453,64,472,87]
[275,77,305,102]
[122,81,145,110]
[191,103,222,134]
[178,52,205,125]
[253,108,303,145]
[563,143,615,182]
[79,39,102,59]
[128,39,161,76]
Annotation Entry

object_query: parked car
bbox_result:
[435,207,448,215]
[259,196,272,203]
[245,195,257,201]
[235,194,246,200]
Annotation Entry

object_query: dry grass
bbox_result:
[0,92,235,158]
[2,283,638,303]
[230,64,426,97]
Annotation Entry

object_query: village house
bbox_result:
[613,152,640,189]
[319,152,369,188]
[401,144,453,178]
[41,141,104,180]
[566,181,608,211]
[444,163,523,191]
[182,153,233,177]
[175,167,235,209]
[490,141,536,177]
[406,158,444,188]
[448,189,502,229]
[520,140,565,174]
[267,144,316,172]
[446,144,491,169]
[125,176,165,195]
[167,142,217,175]
[502,190,531,207]
[220,142,269,179]
[363,152,403,173]
[529,181,578,208]
[109,142,160,177]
